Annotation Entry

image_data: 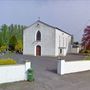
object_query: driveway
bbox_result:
[0,54,90,90]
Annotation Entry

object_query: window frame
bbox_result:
[36,31,41,41]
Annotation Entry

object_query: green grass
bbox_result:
[84,56,90,60]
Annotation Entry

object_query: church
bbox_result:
[23,20,72,56]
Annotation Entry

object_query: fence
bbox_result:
[57,60,90,75]
[0,61,31,84]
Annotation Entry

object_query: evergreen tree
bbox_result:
[9,35,17,51]
[0,24,26,53]
[1,24,9,46]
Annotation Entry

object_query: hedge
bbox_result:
[0,58,16,65]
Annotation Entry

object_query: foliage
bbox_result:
[0,24,9,46]
[0,32,3,47]
[84,56,90,60]
[81,26,90,50]
[9,35,17,51]
[79,49,90,56]
[0,46,7,53]
[15,40,23,53]
[0,24,26,53]
[0,58,16,65]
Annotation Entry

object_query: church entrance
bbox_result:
[36,45,41,56]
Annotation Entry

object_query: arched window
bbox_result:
[36,31,41,41]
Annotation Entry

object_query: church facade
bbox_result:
[23,20,72,56]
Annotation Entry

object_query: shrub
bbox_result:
[0,45,7,53]
[84,56,90,60]
[9,35,17,51]
[79,49,90,53]
[15,40,23,54]
[0,58,16,65]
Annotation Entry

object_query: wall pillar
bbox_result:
[25,60,31,80]
[57,60,65,75]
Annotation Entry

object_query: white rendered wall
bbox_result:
[71,47,80,53]
[0,61,31,84]
[55,29,72,56]
[57,60,90,75]
[23,22,55,56]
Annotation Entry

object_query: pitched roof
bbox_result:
[37,20,56,29]
[37,20,72,36]
[27,20,72,36]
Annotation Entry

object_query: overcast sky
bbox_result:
[0,0,90,42]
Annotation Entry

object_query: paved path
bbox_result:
[1,71,90,90]
[0,54,90,90]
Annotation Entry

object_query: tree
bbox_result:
[15,40,23,53]
[0,32,3,47]
[9,35,17,51]
[82,26,90,50]
[0,24,9,46]
[0,24,26,53]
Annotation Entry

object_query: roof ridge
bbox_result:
[37,20,56,28]
[37,20,72,36]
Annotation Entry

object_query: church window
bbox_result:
[36,31,41,41]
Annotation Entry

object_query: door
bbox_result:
[36,45,41,56]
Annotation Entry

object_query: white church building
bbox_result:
[23,20,72,56]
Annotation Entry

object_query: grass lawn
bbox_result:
[84,56,90,60]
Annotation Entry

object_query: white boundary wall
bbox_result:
[71,47,80,53]
[57,60,90,75]
[0,61,31,84]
